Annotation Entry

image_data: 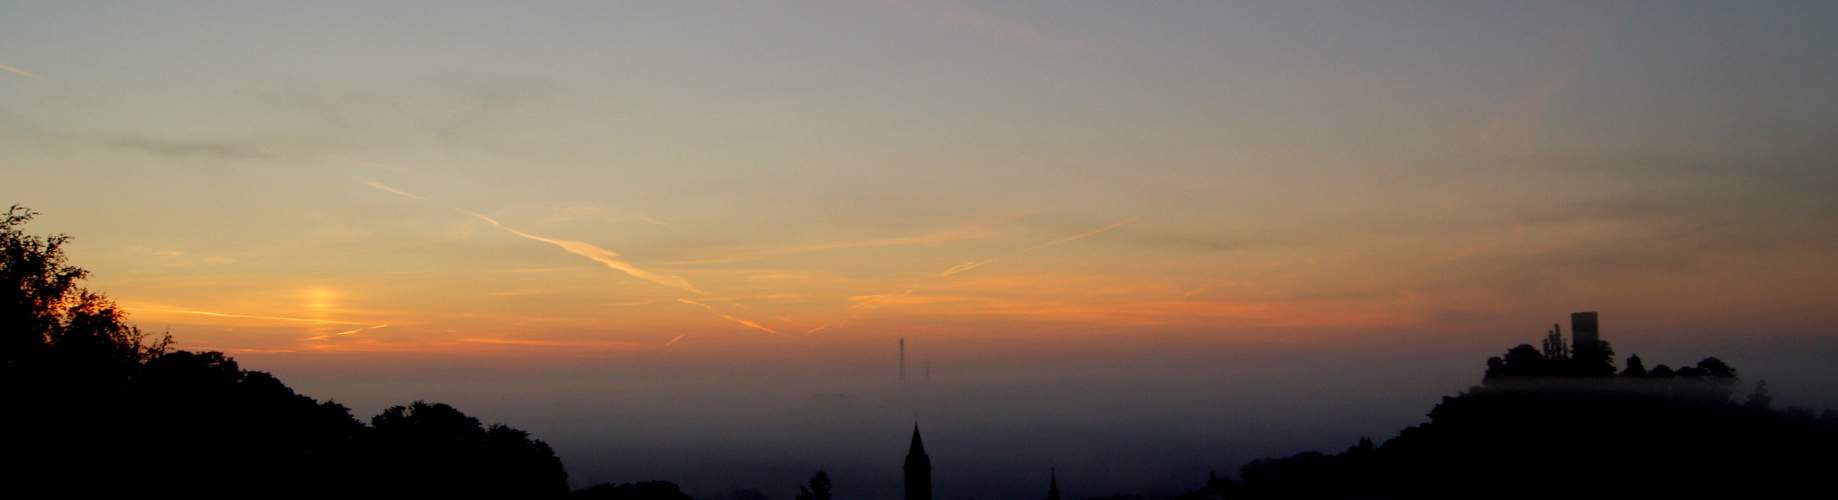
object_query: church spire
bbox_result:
[904,424,932,500]
[1047,468,1061,500]
[908,425,927,456]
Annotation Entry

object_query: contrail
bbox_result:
[940,258,999,276]
[716,315,787,337]
[845,286,919,312]
[364,181,426,200]
[677,299,791,337]
[462,209,704,295]
[361,180,703,295]
[304,324,390,340]
[127,308,362,325]
[940,216,1141,276]
[844,215,1144,324]
[362,178,787,344]
[0,64,45,80]
[663,333,689,346]
[1020,216,1142,253]
[332,324,389,336]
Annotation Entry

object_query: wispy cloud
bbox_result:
[463,209,703,295]
[1022,216,1142,253]
[940,259,998,277]
[126,307,362,325]
[656,226,998,266]
[0,63,45,80]
[845,286,920,313]
[304,324,390,341]
[362,180,699,294]
[804,322,829,335]
[942,216,1141,276]
[452,337,657,350]
[677,299,792,337]
[364,181,426,200]
[113,137,279,160]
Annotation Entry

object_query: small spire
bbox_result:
[907,424,927,456]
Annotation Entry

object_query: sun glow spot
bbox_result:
[304,288,338,311]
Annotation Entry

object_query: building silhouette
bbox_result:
[1571,311,1599,349]
[1045,469,1060,500]
[904,425,932,500]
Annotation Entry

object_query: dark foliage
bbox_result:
[1189,328,1838,499]
[574,480,698,500]
[368,401,571,497]
[727,489,772,500]
[795,470,833,500]
[1,206,568,497]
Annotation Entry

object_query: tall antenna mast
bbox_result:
[900,338,907,382]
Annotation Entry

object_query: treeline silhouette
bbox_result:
[1,205,687,497]
[1183,331,1838,499]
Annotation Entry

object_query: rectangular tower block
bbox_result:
[1572,312,1599,346]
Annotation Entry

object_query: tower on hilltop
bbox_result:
[904,425,932,500]
[1572,312,1600,349]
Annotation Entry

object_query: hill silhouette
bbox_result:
[2,205,574,497]
[1187,331,1838,499]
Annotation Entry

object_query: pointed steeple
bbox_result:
[1047,468,1061,500]
[904,424,932,500]
[908,425,927,456]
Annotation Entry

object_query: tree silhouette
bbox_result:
[575,481,697,500]
[1620,354,1647,377]
[2,205,569,497]
[795,471,833,500]
[1570,340,1615,376]
[369,401,570,497]
[1192,326,1838,499]
[1,205,167,378]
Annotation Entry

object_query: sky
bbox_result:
[5,1,1838,498]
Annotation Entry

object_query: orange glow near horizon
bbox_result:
[7,2,1835,368]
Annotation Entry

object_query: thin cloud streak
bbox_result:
[1021,216,1142,253]
[941,258,1000,276]
[304,324,391,341]
[677,299,791,337]
[0,64,45,80]
[942,216,1141,276]
[361,179,703,295]
[127,308,362,325]
[654,226,997,266]
[364,181,426,200]
[461,209,704,295]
